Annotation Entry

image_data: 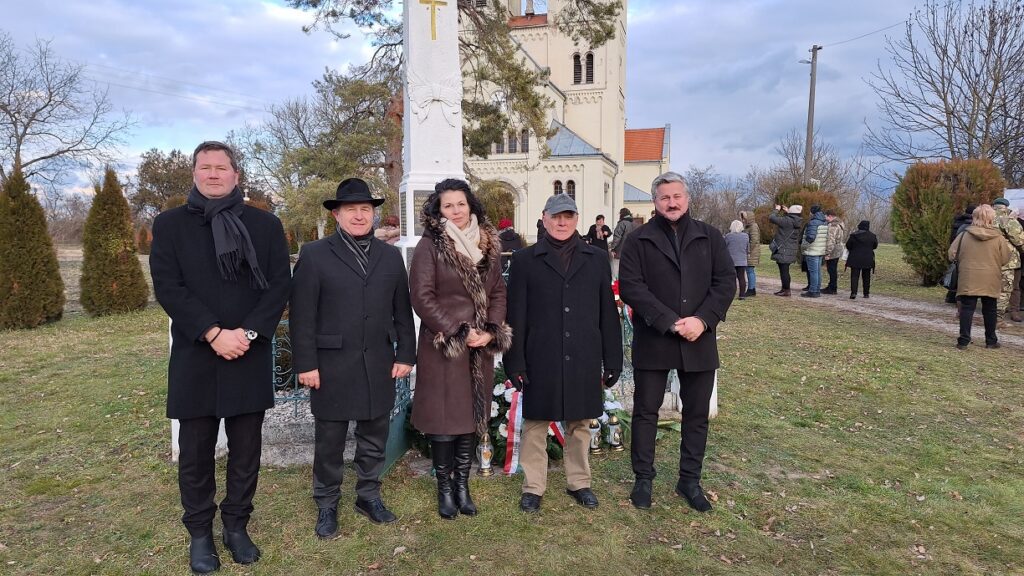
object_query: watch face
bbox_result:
[245,329,258,341]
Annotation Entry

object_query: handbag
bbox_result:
[942,233,965,291]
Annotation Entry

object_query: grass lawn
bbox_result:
[2,286,1023,574]
[753,244,949,304]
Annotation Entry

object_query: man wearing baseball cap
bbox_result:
[504,194,623,513]
[289,177,416,538]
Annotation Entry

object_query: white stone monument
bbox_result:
[397,0,465,253]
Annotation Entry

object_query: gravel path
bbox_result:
[753,277,1024,348]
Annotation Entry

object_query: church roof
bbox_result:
[625,126,670,162]
[509,14,548,28]
[547,120,602,157]
[624,182,652,202]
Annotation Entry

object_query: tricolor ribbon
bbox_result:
[503,384,524,475]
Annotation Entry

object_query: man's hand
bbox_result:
[209,327,249,360]
[509,372,529,391]
[298,369,321,390]
[602,369,620,388]
[466,328,493,348]
[392,363,413,379]
[673,317,705,342]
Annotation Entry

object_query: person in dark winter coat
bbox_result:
[768,204,803,296]
[946,204,977,303]
[498,218,524,272]
[610,208,637,277]
[585,214,613,251]
[724,220,749,299]
[504,194,622,513]
[844,220,878,299]
[409,179,512,520]
[290,178,417,537]
[150,141,290,574]
[619,171,736,513]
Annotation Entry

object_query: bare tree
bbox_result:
[865,0,1024,184]
[0,32,131,185]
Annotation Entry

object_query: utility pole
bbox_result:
[803,44,822,184]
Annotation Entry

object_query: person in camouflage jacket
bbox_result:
[993,198,1024,322]
[822,210,847,294]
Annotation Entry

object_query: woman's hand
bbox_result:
[466,328,494,348]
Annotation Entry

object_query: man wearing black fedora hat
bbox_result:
[289,177,416,539]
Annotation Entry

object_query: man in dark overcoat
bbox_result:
[504,194,622,513]
[150,141,290,574]
[619,171,735,513]
[289,178,416,539]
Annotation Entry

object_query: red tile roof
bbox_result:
[625,128,666,162]
[509,14,548,28]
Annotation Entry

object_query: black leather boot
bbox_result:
[453,434,478,516]
[431,440,459,519]
[188,532,220,574]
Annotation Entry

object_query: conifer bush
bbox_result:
[80,167,149,316]
[755,184,842,245]
[0,171,66,329]
[891,159,1003,285]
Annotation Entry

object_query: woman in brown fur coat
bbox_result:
[409,179,512,519]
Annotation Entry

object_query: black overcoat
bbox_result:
[289,233,416,421]
[845,230,878,270]
[618,215,735,373]
[150,204,291,419]
[504,237,623,421]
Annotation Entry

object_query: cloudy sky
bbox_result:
[5,0,918,189]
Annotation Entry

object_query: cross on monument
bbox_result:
[419,0,448,41]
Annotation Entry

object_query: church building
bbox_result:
[464,0,671,239]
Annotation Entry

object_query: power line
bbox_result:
[84,76,268,113]
[84,61,274,106]
[823,20,907,48]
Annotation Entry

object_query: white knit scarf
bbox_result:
[444,214,484,264]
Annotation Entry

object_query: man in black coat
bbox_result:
[150,141,290,574]
[619,171,735,513]
[505,194,622,513]
[289,178,416,539]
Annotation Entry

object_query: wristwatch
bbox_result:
[244,329,258,341]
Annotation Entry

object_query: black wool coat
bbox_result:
[289,233,417,421]
[150,204,291,420]
[844,229,878,270]
[504,237,623,421]
[618,215,736,373]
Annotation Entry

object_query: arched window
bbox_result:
[573,54,582,84]
[566,180,576,200]
[554,180,563,195]
[495,137,504,154]
[508,131,518,154]
[521,129,530,153]
[585,52,594,83]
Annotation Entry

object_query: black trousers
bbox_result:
[850,267,872,296]
[777,263,791,290]
[631,369,715,482]
[958,295,998,346]
[825,258,839,291]
[312,413,390,508]
[178,411,265,536]
[734,266,747,296]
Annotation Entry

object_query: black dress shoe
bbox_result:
[315,507,339,540]
[354,498,397,524]
[675,480,712,512]
[986,342,1001,349]
[519,492,542,513]
[222,528,260,565]
[188,533,220,574]
[629,478,652,509]
[565,487,599,509]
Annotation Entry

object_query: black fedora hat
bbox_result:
[323,177,385,210]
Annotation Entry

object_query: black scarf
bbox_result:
[654,211,692,258]
[545,233,578,272]
[337,225,373,276]
[186,186,268,289]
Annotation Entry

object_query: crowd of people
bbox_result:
[150,142,732,574]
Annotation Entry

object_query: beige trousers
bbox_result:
[520,419,591,495]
